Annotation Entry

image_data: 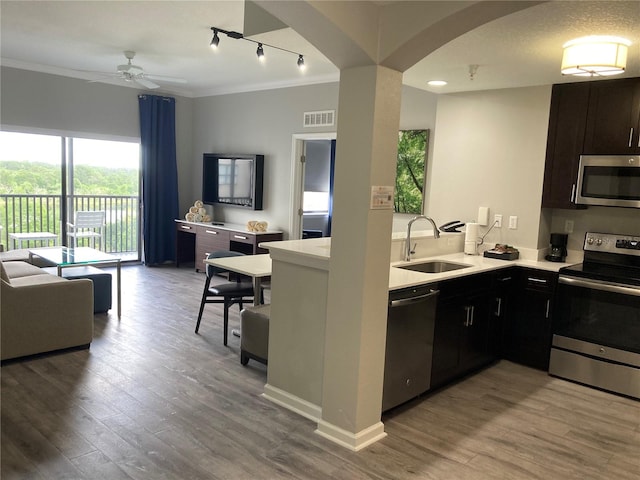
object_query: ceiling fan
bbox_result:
[94,51,187,90]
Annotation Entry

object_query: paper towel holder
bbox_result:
[465,219,500,255]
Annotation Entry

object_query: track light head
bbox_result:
[210,28,220,49]
[297,55,305,70]
[256,43,265,61]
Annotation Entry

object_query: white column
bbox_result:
[316,65,402,451]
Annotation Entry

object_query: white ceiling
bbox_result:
[1,1,639,98]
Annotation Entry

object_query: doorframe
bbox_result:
[289,132,337,240]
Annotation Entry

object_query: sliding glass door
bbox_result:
[0,131,141,260]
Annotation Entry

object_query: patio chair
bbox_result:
[67,211,106,250]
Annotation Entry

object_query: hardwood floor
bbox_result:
[2,264,638,479]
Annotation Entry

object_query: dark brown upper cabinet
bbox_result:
[542,77,640,209]
[583,77,640,155]
[542,82,590,209]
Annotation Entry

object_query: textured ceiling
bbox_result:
[1,1,639,98]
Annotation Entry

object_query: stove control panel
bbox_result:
[584,232,640,256]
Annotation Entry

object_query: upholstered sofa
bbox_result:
[1,259,94,361]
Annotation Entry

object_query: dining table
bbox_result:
[204,253,272,307]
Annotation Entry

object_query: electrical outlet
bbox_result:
[494,214,503,228]
[508,216,518,229]
[565,220,574,233]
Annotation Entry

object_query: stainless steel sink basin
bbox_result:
[397,260,471,274]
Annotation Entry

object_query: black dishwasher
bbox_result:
[382,284,439,412]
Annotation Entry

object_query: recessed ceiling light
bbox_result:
[428,80,447,86]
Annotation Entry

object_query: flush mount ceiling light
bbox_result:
[209,27,306,70]
[561,36,631,76]
[427,80,447,86]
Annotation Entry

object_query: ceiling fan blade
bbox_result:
[134,77,160,89]
[145,74,188,84]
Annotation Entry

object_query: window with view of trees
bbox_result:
[394,129,429,214]
[0,131,140,257]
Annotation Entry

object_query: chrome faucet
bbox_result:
[405,215,440,261]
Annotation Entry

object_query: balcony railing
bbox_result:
[0,194,140,260]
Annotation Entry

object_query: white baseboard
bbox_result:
[262,383,322,422]
[315,419,387,451]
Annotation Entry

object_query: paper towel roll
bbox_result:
[464,223,480,255]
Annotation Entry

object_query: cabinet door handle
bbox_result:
[570,183,576,203]
[181,225,192,230]
[495,297,502,316]
[205,230,218,235]
[545,299,551,319]
[464,306,472,326]
[234,235,248,240]
[497,276,512,282]
[528,277,547,284]
[470,305,475,326]
[629,127,634,148]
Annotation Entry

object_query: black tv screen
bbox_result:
[202,153,264,210]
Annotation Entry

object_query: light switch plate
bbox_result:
[508,216,518,229]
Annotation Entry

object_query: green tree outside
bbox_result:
[395,130,428,214]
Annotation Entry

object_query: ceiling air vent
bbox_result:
[303,110,335,128]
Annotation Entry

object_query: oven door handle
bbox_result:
[559,276,640,297]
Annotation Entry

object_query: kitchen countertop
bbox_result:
[388,252,574,290]
[261,237,577,291]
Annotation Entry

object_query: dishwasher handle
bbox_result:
[390,289,439,308]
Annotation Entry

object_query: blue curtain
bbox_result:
[138,94,179,265]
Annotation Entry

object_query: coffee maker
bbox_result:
[546,233,568,262]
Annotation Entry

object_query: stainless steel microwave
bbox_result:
[575,155,640,208]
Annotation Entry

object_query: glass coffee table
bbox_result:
[29,247,121,318]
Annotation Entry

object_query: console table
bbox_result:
[175,220,283,272]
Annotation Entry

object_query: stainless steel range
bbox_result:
[549,232,640,399]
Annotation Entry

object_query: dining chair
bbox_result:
[67,211,106,249]
[195,250,255,346]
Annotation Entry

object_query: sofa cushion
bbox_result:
[2,261,49,279]
[0,249,31,263]
[9,274,68,287]
[0,262,9,283]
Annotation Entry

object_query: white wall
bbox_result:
[191,83,340,234]
[427,85,552,251]
[192,84,440,236]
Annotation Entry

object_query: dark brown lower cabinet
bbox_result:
[503,268,558,370]
[431,272,497,389]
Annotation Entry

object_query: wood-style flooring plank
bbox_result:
[2,264,638,480]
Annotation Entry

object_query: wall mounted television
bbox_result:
[202,153,264,210]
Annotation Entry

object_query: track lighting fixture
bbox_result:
[209,26,306,70]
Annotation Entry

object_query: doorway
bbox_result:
[289,133,336,240]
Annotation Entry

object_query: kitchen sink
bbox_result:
[397,260,471,274]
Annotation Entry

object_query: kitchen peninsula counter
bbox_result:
[261,236,577,291]
[259,236,576,428]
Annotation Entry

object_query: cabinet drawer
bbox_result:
[521,269,557,292]
[198,226,230,248]
[229,232,254,245]
[176,221,196,233]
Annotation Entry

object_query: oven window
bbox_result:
[554,283,640,354]
[582,166,640,200]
